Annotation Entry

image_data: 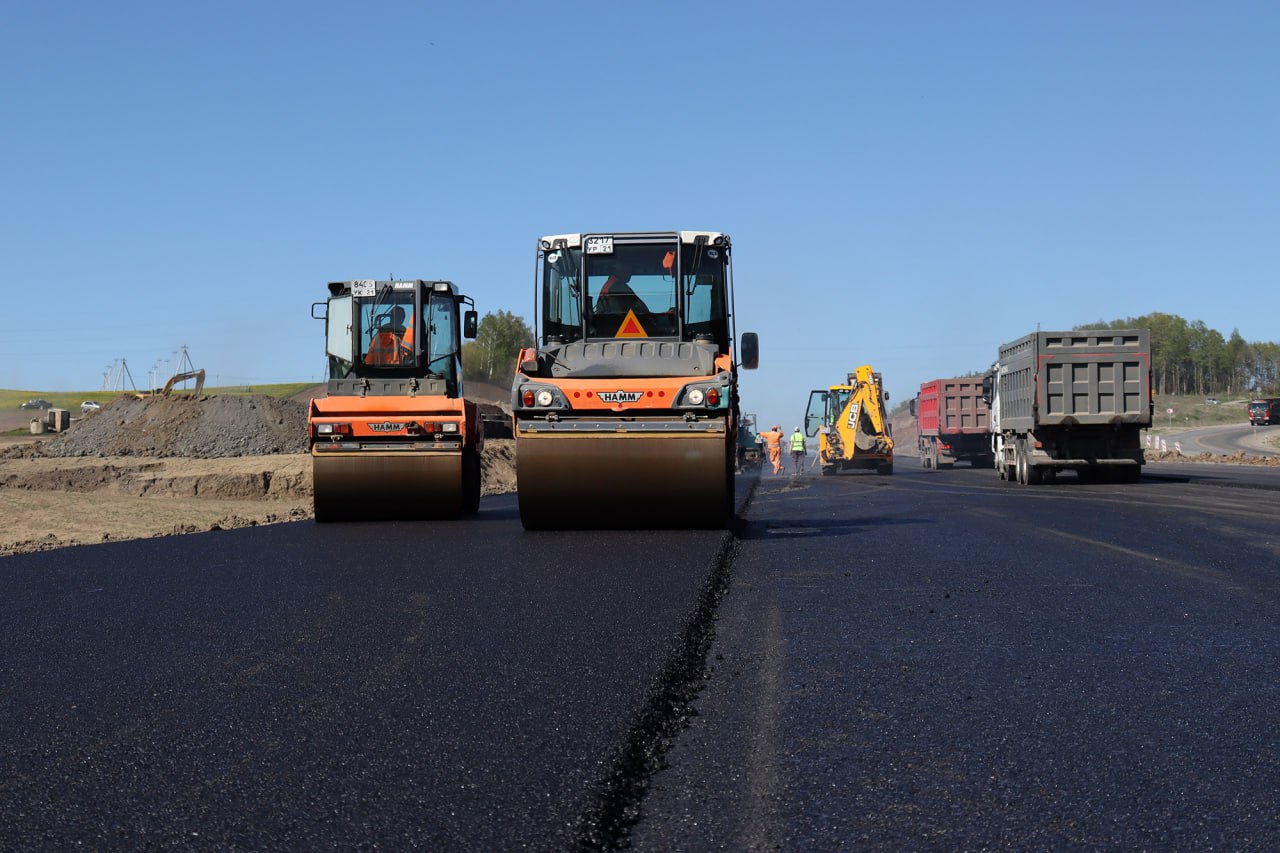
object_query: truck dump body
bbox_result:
[918,377,989,436]
[997,330,1152,431]
[916,376,991,468]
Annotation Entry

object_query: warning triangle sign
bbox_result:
[615,309,648,338]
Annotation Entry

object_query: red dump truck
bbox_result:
[909,376,993,469]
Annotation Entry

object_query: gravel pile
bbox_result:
[42,395,309,458]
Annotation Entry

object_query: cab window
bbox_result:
[584,243,679,339]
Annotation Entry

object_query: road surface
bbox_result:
[3,464,1279,849]
[1162,422,1279,457]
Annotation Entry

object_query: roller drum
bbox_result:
[516,433,732,529]
[312,450,465,521]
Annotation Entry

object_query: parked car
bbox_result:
[1205,397,1221,405]
[19,399,52,410]
[80,400,102,414]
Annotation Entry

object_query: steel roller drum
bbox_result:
[313,450,463,521]
[516,432,732,529]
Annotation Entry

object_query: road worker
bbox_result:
[790,426,806,474]
[366,306,413,365]
[760,424,784,475]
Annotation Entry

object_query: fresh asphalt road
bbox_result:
[0,494,736,850]
[634,461,1280,850]
[4,462,1280,849]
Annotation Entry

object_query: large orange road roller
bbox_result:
[512,232,759,529]
[309,279,482,522]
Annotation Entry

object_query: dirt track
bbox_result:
[0,394,517,556]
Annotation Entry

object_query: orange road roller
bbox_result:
[512,232,759,529]
[309,279,482,521]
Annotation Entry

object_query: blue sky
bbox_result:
[4,1,1277,429]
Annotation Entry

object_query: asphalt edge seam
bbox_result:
[571,476,759,850]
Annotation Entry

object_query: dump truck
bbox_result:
[512,231,759,529]
[984,329,1152,484]
[804,365,894,475]
[309,279,481,521]
[909,376,993,469]
[1248,398,1280,426]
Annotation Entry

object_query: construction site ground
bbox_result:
[0,388,517,556]
[3,390,1274,557]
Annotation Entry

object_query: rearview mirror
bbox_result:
[739,332,759,370]
[464,310,478,339]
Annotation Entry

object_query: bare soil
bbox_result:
[0,395,517,557]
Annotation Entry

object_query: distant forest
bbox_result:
[1082,313,1279,397]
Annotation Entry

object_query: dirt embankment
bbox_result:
[1,395,517,557]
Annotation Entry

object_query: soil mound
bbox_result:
[38,395,309,458]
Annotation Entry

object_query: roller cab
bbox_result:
[309,280,480,521]
[514,232,759,529]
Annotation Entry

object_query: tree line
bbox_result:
[1082,313,1280,397]
[461,310,535,386]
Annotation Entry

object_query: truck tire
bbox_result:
[1015,440,1028,485]
[1016,440,1042,485]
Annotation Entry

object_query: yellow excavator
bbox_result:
[804,365,894,475]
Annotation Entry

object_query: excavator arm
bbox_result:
[814,365,894,475]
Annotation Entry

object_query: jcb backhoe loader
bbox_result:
[512,231,759,529]
[804,365,894,476]
[308,279,481,521]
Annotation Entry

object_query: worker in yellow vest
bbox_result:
[789,426,806,475]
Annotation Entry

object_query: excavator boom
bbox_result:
[804,364,894,476]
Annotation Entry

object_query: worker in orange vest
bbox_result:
[760,425,784,475]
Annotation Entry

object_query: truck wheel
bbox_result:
[877,461,894,475]
[1026,461,1043,485]
[1015,441,1027,485]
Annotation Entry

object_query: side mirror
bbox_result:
[884,391,890,401]
[310,302,327,320]
[908,398,916,417]
[739,332,759,370]
[464,310,479,340]
[981,375,993,405]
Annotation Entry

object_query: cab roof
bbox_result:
[537,231,728,249]
[327,279,459,297]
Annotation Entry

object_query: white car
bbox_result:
[80,400,102,414]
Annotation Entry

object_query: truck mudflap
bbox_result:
[312,445,476,521]
[514,422,732,529]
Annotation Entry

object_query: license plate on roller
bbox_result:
[585,236,614,254]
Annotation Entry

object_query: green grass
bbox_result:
[1148,394,1254,434]
[0,382,316,410]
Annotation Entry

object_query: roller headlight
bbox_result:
[686,388,705,405]
[535,389,554,407]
